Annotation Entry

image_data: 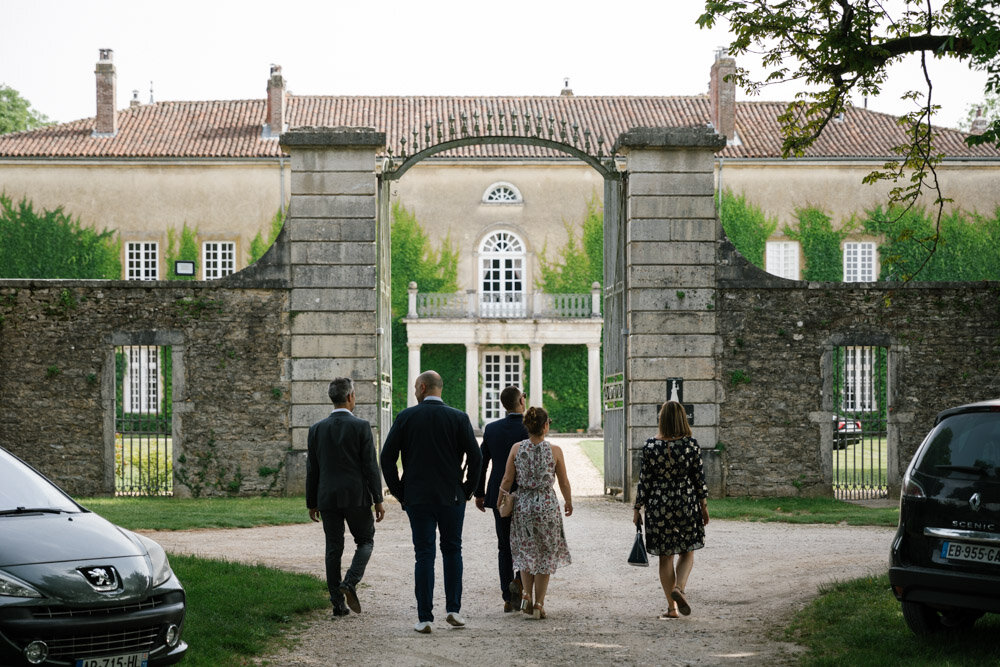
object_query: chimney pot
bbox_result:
[93,48,117,137]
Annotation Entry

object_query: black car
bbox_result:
[0,447,187,666]
[890,399,1000,634]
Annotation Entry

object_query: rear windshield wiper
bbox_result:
[0,507,67,516]
[934,465,992,477]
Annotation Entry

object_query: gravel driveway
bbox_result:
[142,438,895,666]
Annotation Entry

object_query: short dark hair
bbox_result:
[524,406,549,436]
[328,377,354,405]
[500,386,522,412]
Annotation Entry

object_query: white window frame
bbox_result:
[479,230,526,317]
[482,351,523,423]
[122,346,161,415]
[844,241,877,282]
[202,241,236,280]
[126,242,158,281]
[765,241,800,280]
[482,181,523,204]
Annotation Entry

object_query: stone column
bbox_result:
[280,127,385,494]
[614,127,726,501]
[587,342,602,432]
[407,343,421,408]
[465,344,480,428]
[529,343,543,410]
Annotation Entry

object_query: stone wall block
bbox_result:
[628,264,715,288]
[292,380,378,405]
[290,288,376,312]
[628,356,715,381]
[628,287,716,312]
[628,172,715,197]
[290,194,375,219]
[291,264,376,288]
[290,148,376,173]
[290,242,376,266]
[291,334,377,358]
[628,380,720,405]
[629,195,716,220]
[287,219,376,243]
[291,172,376,196]
[626,149,716,174]
[291,356,377,381]
[628,219,719,243]
[291,311,375,335]
[628,311,717,335]
[629,333,717,358]
[629,241,715,265]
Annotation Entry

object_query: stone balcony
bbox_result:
[406,281,602,319]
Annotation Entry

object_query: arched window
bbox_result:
[479,230,526,317]
[482,182,523,204]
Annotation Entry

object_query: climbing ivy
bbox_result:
[0,193,121,279]
[784,207,849,281]
[248,209,285,265]
[166,223,199,280]
[718,190,777,268]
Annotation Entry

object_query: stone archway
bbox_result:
[278,125,725,502]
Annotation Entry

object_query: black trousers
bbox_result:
[320,506,375,603]
[492,507,516,601]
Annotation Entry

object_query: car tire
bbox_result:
[901,600,942,635]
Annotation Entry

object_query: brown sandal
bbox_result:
[671,588,691,616]
[658,609,680,619]
[531,602,546,620]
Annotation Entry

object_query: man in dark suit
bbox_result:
[474,385,529,612]
[307,377,385,617]
[380,370,482,634]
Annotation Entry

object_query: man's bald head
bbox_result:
[415,370,443,402]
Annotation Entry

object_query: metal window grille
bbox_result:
[765,241,799,280]
[844,242,876,282]
[116,345,172,496]
[126,242,158,280]
[202,241,235,279]
[832,345,888,500]
[482,352,522,423]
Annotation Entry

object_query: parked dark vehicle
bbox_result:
[0,446,186,666]
[833,415,863,449]
[890,399,1000,635]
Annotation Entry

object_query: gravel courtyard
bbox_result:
[142,438,895,666]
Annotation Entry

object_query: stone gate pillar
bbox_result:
[616,127,726,501]
[279,128,385,494]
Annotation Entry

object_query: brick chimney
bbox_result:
[264,64,286,138]
[970,105,989,134]
[710,48,736,144]
[93,48,117,137]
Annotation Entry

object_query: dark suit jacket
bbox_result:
[306,410,383,510]
[475,414,529,509]
[380,398,482,506]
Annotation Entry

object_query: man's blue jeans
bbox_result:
[405,503,466,622]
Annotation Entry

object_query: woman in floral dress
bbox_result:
[632,401,709,619]
[498,406,572,620]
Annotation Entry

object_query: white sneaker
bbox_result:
[414,621,432,633]
[445,612,466,627]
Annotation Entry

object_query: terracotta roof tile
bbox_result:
[0,95,996,160]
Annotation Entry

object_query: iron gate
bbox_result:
[377,176,393,441]
[602,174,627,494]
[832,345,888,499]
[115,345,172,495]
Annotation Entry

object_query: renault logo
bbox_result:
[79,566,119,592]
[970,493,982,512]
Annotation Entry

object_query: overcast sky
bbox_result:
[2,0,988,130]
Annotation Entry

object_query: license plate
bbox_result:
[75,652,148,667]
[941,541,1000,564]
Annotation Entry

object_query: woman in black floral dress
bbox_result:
[632,401,709,619]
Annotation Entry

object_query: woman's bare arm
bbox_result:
[499,443,520,494]
[551,445,573,516]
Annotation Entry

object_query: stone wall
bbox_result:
[716,243,1000,497]
[0,273,291,497]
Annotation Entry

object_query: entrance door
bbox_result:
[832,345,888,499]
[602,175,627,494]
[115,345,172,495]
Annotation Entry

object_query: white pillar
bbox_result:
[587,342,602,432]
[407,281,418,318]
[465,344,479,428]
[529,344,543,411]
[407,343,421,407]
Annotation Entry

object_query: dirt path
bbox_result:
[143,438,895,666]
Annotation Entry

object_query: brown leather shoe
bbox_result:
[503,601,514,613]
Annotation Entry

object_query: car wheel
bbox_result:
[901,600,943,635]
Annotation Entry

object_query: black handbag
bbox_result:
[628,523,649,567]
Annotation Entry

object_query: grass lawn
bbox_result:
[834,437,888,494]
[787,574,1000,666]
[78,496,310,530]
[578,438,604,472]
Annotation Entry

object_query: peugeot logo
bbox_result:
[79,566,119,592]
[970,493,982,512]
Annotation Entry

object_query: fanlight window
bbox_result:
[479,231,526,317]
[482,182,523,204]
